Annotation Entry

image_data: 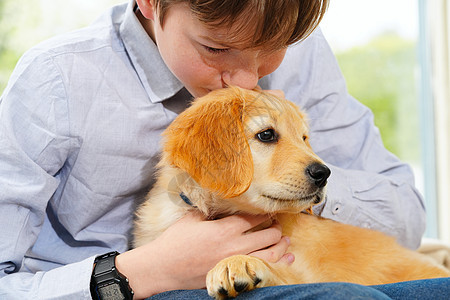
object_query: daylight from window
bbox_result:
[321,0,441,238]
[321,0,423,191]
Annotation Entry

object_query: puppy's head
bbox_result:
[162,87,330,214]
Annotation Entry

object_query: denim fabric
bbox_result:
[149,278,450,300]
[372,278,450,300]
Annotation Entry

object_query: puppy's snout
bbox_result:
[306,163,331,188]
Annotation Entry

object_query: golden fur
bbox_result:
[134,87,450,299]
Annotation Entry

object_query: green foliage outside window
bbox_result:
[0,0,21,94]
[335,33,420,163]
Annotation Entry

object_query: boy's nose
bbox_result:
[222,69,259,90]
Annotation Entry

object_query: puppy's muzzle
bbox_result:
[306,163,331,188]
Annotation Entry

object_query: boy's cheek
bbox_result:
[259,49,287,77]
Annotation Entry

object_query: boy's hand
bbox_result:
[115,211,292,299]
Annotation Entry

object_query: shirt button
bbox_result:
[332,203,341,215]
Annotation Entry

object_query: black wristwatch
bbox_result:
[90,251,134,300]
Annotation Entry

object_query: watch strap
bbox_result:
[90,251,134,300]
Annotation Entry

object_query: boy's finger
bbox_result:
[213,214,272,233]
[248,236,292,263]
[238,223,283,254]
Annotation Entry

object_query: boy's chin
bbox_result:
[198,89,212,97]
[187,86,212,98]
[187,85,236,98]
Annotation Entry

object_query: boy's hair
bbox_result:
[153,0,329,50]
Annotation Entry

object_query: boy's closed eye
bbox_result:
[203,45,231,54]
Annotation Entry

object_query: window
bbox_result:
[421,0,450,243]
[322,0,450,242]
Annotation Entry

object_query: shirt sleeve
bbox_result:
[262,28,426,249]
[0,50,93,299]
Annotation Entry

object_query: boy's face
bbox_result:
[139,2,286,97]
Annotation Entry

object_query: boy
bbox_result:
[1,0,444,299]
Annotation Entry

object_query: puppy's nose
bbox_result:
[306,163,331,188]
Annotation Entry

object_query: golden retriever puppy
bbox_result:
[133,87,450,299]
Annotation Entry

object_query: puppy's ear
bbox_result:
[163,89,253,198]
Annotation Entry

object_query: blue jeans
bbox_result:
[149,278,450,299]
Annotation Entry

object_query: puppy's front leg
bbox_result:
[206,255,282,299]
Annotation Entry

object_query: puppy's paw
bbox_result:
[206,255,273,299]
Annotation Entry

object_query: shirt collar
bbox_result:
[119,0,183,103]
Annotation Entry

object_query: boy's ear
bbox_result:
[163,89,254,198]
[136,0,156,21]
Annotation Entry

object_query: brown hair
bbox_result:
[152,0,329,50]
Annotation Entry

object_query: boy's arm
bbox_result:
[0,258,96,299]
[0,51,94,299]
[260,28,426,249]
[0,136,93,299]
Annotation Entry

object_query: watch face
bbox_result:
[98,283,125,300]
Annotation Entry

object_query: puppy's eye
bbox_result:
[303,135,307,141]
[256,129,277,143]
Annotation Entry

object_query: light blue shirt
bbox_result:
[0,0,425,298]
